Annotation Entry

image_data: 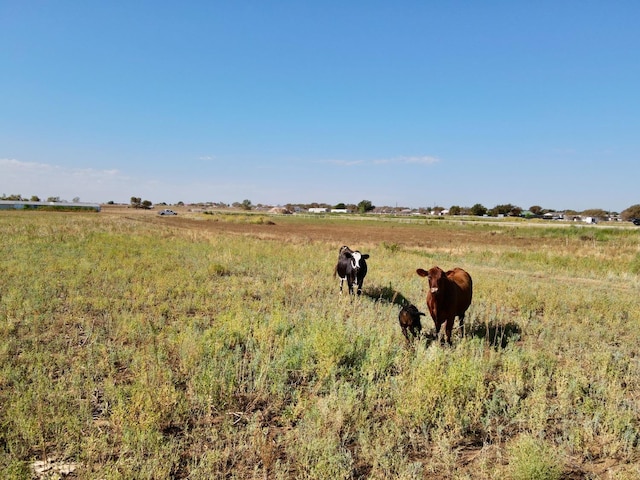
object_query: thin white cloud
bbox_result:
[323,155,440,167]
[0,158,129,202]
[325,159,367,167]
[374,155,441,165]
[0,157,260,204]
[198,155,216,161]
[0,158,53,172]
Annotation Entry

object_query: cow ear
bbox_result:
[362,254,369,259]
[416,268,428,277]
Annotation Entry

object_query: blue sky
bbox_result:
[1,1,638,211]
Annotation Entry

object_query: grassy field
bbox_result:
[1,210,639,479]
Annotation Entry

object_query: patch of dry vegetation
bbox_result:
[1,211,639,478]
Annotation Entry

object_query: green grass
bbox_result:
[1,212,639,478]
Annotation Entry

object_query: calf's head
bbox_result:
[340,246,368,275]
[350,251,368,272]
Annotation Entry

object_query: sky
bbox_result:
[1,1,639,212]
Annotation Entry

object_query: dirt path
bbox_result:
[101,206,549,249]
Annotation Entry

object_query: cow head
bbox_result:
[416,266,445,294]
[350,250,362,266]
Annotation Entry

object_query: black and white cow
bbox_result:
[334,245,369,295]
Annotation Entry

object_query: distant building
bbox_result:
[269,207,292,214]
[308,208,329,213]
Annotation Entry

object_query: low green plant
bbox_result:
[381,241,401,253]
[506,434,563,480]
[1,211,639,478]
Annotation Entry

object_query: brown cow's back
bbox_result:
[446,268,473,313]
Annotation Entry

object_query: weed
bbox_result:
[506,434,563,480]
[1,211,639,477]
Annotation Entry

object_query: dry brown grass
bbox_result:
[2,208,639,479]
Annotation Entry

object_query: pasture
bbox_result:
[1,209,639,479]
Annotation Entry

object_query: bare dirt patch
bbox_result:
[100,205,547,250]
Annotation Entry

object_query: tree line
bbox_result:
[3,193,640,221]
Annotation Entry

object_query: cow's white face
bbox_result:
[351,251,363,270]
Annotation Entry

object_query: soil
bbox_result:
[99,204,541,249]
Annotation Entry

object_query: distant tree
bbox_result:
[470,203,487,216]
[47,196,60,203]
[581,208,608,219]
[73,197,80,203]
[240,199,253,211]
[490,204,521,216]
[529,205,543,215]
[334,202,347,209]
[177,201,185,206]
[449,205,461,215]
[621,204,640,221]
[3,194,24,201]
[357,200,374,213]
[30,195,40,202]
[130,197,152,209]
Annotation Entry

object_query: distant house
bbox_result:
[330,209,348,213]
[308,208,329,213]
[269,207,291,214]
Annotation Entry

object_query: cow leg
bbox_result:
[430,314,440,342]
[410,323,421,340]
[339,277,345,294]
[445,319,454,345]
[433,320,443,343]
[348,273,357,295]
[401,326,410,342]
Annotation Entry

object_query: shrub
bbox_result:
[506,434,563,480]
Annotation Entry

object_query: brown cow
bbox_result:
[416,266,473,345]
[398,304,425,342]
